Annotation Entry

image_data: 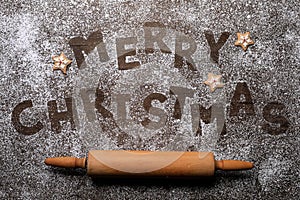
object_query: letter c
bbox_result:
[12,100,44,135]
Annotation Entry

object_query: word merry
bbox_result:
[69,22,230,71]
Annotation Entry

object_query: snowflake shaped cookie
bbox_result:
[52,52,72,74]
[234,32,254,51]
[204,73,225,92]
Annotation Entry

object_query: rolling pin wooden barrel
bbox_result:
[45,150,254,177]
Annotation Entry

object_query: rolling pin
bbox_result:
[45,150,254,177]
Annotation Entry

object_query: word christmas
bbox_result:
[12,83,289,136]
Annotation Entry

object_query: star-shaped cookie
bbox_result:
[204,73,224,92]
[234,32,254,51]
[52,52,72,74]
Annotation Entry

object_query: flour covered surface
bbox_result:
[0,0,299,199]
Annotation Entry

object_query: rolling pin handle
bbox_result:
[45,157,86,169]
[215,160,254,171]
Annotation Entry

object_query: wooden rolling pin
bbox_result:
[45,150,254,177]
